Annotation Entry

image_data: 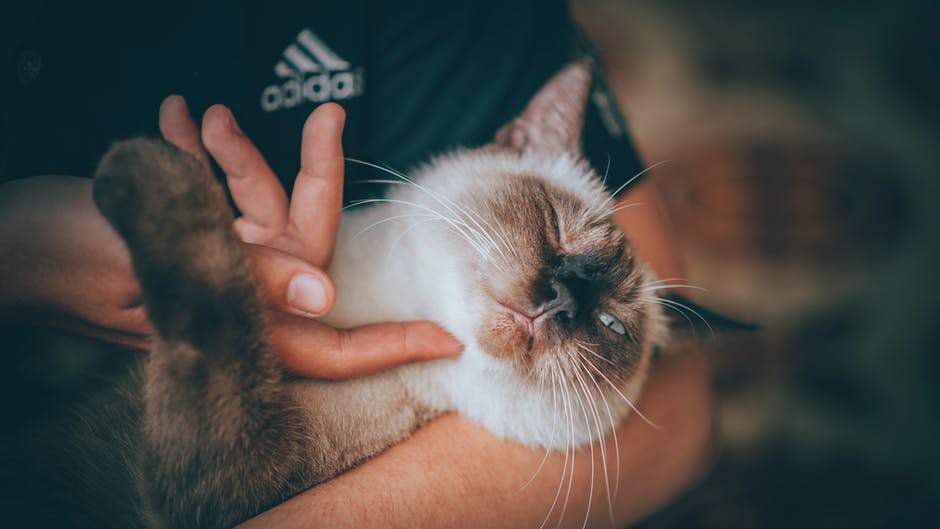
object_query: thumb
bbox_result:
[243,243,335,317]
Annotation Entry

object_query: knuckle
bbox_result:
[201,107,230,146]
[395,324,411,359]
[329,329,355,375]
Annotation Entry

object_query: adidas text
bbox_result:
[261,68,364,112]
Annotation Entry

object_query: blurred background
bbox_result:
[572,0,939,527]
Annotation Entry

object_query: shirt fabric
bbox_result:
[1,0,645,204]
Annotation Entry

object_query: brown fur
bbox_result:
[472,173,647,382]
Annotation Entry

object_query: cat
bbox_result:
[85,61,667,529]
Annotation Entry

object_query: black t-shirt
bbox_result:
[1,0,645,204]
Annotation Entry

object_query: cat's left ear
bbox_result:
[494,60,593,156]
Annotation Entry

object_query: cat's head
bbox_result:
[413,62,667,387]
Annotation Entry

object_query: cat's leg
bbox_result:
[92,138,318,529]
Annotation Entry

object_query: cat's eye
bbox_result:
[598,311,626,336]
[548,205,562,243]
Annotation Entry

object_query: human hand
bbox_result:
[0,99,462,378]
[157,96,463,378]
[0,175,150,347]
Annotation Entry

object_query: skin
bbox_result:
[238,105,711,529]
[0,100,462,376]
[0,100,712,527]
[243,351,711,529]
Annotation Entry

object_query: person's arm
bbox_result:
[242,353,711,529]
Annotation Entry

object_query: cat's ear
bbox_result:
[494,60,593,156]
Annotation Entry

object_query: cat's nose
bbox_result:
[537,279,577,323]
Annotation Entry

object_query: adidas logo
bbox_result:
[260,29,364,113]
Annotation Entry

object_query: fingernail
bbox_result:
[442,333,464,356]
[287,274,328,316]
[225,110,243,134]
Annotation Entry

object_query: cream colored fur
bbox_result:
[306,149,658,450]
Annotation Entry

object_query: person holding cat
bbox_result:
[0,0,713,526]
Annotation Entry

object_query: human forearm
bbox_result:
[241,352,713,528]
[0,176,149,344]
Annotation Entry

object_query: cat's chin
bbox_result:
[434,350,638,449]
[476,309,531,358]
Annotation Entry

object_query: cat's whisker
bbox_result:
[640,277,708,293]
[594,159,673,214]
[575,341,614,365]
[640,285,708,294]
[383,217,450,268]
[346,157,520,267]
[344,157,410,180]
[576,347,623,506]
[575,339,600,347]
[455,203,516,265]
[569,350,615,524]
[596,200,645,221]
[522,367,559,491]
[426,188,518,268]
[557,368,578,529]
[579,354,662,430]
[641,296,694,331]
[347,158,529,269]
[429,206,505,271]
[456,197,519,259]
[646,280,688,287]
[387,206,500,270]
[586,154,612,214]
[382,163,511,265]
[345,160,504,266]
[564,354,596,529]
[569,352,612,529]
[540,357,573,529]
[503,224,523,261]
[641,276,695,285]
[348,178,408,186]
[344,198,468,234]
[549,356,578,529]
[449,204,510,265]
[640,296,715,338]
[346,197,490,263]
[352,212,438,239]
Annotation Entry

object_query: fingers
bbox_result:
[56,319,153,351]
[269,316,464,380]
[158,95,213,175]
[288,102,346,267]
[201,104,290,236]
[244,243,335,317]
[244,242,464,380]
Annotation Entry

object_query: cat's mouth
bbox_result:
[496,300,564,346]
[475,299,570,361]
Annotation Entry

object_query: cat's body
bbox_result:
[321,147,655,447]
[85,62,666,529]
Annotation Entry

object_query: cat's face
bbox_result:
[468,170,653,384]
[425,63,664,386]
